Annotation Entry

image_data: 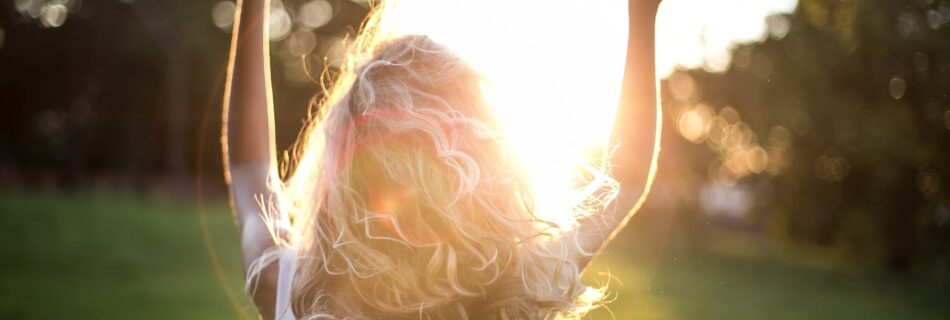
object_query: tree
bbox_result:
[666,0,950,272]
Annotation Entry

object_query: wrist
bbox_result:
[237,0,269,11]
[628,0,661,16]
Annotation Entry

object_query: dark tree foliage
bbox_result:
[663,0,950,272]
[0,0,367,193]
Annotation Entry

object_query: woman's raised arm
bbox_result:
[574,0,663,269]
[221,0,282,317]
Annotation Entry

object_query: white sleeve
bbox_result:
[275,248,298,320]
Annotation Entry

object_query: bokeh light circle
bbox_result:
[40,4,68,28]
[299,0,333,30]
[212,1,236,31]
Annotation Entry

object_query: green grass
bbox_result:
[1,191,947,319]
[0,191,251,319]
[585,244,949,319]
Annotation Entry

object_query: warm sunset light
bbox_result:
[369,0,630,228]
[358,0,803,227]
[7,0,950,318]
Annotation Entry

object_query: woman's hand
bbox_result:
[629,0,663,12]
[631,0,663,6]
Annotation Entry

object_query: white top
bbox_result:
[275,248,297,320]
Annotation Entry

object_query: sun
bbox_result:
[367,0,630,228]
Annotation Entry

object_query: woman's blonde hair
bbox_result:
[257,3,616,319]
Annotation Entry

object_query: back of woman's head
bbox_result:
[281,34,601,319]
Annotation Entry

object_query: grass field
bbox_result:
[1,191,947,319]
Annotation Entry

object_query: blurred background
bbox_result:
[1,0,949,319]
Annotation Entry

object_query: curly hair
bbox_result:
[252,4,617,319]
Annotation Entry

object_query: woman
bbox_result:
[222,0,661,319]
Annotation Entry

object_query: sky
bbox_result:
[657,0,800,76]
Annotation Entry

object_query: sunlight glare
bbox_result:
[371,0,628,228]
[655,0,798,76]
